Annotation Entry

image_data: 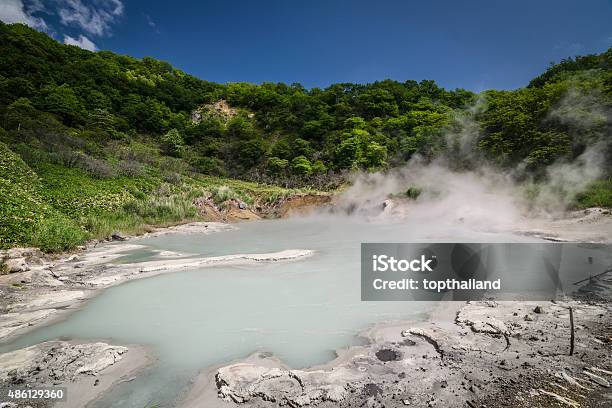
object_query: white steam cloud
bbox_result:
[332,85,610,231]
[335,160,524,232]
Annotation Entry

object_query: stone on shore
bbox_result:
[0,341,128,385]
[4,258,28,273]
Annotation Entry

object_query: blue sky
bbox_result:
[1,0,611,91]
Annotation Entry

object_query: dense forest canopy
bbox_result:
[2,22,608,187]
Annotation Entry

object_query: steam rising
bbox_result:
[332,86,610,230]
[336,161,524,231]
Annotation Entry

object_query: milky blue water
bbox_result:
[1,215,538,407]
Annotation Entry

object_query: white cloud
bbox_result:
[0,0,47,29]
[144,13,155,28]
[25,0,46,14]
[64,34,97,51]
[58,0,123,36]
[143,13,160,34]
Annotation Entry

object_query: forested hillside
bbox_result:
[0,21,610,251]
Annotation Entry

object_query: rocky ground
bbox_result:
[181,292,612,408]
[514,208,612,243]
[0,341,149,408]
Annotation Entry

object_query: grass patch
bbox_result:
[574,179,612,208]
[32,216,87,252]
[0,142,84,251]
[192,174,320,206]
[1,140,323,253]
[388,185,422,200]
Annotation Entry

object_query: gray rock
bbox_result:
[0,341,128,385]
[5,257,29,273]
[216,363,355,406]
[111,232,127,241]
[6,247,42,259]
[583,370,610,387]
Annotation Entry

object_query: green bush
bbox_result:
[291,155,313,176]
[160,128,184,157]
[267,157,289,175]
[32,216,87,252]
[405,186,422,200]
[211,185,240,204]
[575,179,612,208]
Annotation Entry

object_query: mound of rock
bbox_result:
[0,248,44,274]
[216,363,356,406]
[191,100,240,124]
[0,341,128,385]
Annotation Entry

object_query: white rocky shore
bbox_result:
[181,296,612,408]
[0,222,313,407]
[0,340,150,408]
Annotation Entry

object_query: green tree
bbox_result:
[161,128,184,157]
[335,137,361,169]
[267,156,289,176]
[292,138,314,158]
[237,138,267,167]
[363,141,388,168]
[40,84,84,125]
[291,155,313,176]
[270,139,292,159]
[311,159,327,174]
[344,116,367,130]
[227,115,256,140]
[5,97,37,130]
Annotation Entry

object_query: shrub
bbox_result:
[160,128,184,156]
[574,179,612,208]
[267,157,289,176]
[118,160,145,177]
[50,146,81,167]
[159,156,189,174]
[75,153,116,179]
[211,185,239,204]
[311,160,327,174]
[163,172,182,184]
[291,155,312,176]
[405,186,422,200]
[193,156,226,176]
[32,216,87,252]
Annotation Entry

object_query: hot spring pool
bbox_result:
[0,215,539,407]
